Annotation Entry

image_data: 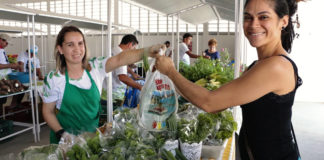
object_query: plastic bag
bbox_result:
[123,79,145,108]
[17,144,64,160]
[139,59,178,131]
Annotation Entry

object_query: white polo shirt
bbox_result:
[17,51,40,72]
[179,42,190,65]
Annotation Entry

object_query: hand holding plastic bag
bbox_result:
[155,55,175,77]
[139,58,178,131]
[58,132,75,145]
[146,44,166,57]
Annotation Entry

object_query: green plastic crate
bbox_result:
[0,119,13,138]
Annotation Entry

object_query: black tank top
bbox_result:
[238,55,302,160]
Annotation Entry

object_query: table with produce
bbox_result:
[14,49,238,160]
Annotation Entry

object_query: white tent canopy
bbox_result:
[128,0,235,24]
[0,4,129,31]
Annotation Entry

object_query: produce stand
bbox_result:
[13,105,236,160]
[14,52,238,159]
[0,1,246,159]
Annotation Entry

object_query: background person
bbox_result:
[18,45,44,80]
[164,41,172,57]
[0,33,21,109]
[155,0,302,159]
[203,38,220,60]
[101,34,143,108]
[0,33,19,79]
[179,33,209,65]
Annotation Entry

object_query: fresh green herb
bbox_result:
[177,113,215,144]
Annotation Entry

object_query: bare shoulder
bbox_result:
[253,56,294,74]
[255,55,295,94]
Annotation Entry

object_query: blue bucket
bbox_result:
[8,72,30,83]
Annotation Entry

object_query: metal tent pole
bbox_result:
[106,0,113,123]
[233,0,244,141]
[196,25,199,55]
[102,25,104,57]
[176,14,180,71]
[32,15,40,142]
[27,15,37,143]
[171,16,174,61]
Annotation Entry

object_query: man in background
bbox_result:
[0,33,21,109]
[0,33,19,79]
[18,45,44,80]
[164,41,172,57]
[179,33,209,65]
[102,34,142,107]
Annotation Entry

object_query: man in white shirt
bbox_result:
[164,41,172,57]
[179,33,209,65]
[102,34,142,106]
[0,33,19,79]
[18,45,44,80]
[0,33,20,108]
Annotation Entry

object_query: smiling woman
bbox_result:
[154,0,304,159]
[41,25,164,144]
[58,32,86,67]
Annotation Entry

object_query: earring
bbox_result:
[282,26,285,30]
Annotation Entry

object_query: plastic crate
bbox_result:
[0,119,13,138]
[8,72,30,83]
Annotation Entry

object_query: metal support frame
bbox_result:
[171,16,175,61]
[31,15,40,142]
[101,25,104,57]
[196,25,199,55]
[176,14,180,71]
[106,0,113,123]
[233,0,244,149]
[0,15,39,143]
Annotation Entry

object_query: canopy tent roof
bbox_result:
[127,0,235,24]
[1,0,236,29]
[0,4,131,31]
[0,4,106,30]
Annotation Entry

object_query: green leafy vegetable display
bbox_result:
[18,144,63,160]
[204,110,237,144]
[177,113,215,144]
[66,144,88,160]
[179,50,234,91]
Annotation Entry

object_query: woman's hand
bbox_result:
[147,44,166,58]
[155,56,176,76]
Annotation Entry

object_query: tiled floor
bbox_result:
[0,102,323,159]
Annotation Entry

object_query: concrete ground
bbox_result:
[0,101,323,159]
[292,102,324,159]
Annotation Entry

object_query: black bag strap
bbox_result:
[242,126,254,160]
[244,132,254,160]
[291,123,301,159]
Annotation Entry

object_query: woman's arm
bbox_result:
[155,56,295,113]
[42,102,63,132]
[105,45,163,73]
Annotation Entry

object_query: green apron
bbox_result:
[50,70,100,144]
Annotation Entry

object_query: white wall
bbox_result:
[7,33,235,72]
[136,34,236,62]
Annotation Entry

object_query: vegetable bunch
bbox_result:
[177,113,214,144]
